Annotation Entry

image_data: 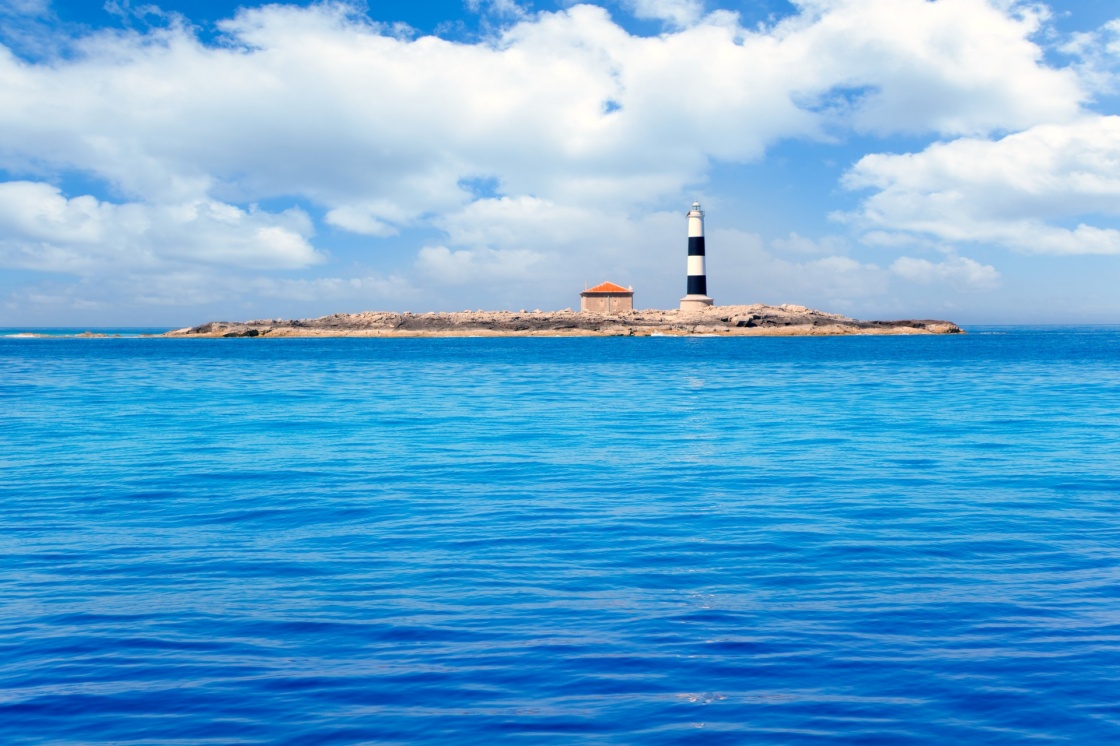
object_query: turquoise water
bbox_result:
[2,329,1119,743]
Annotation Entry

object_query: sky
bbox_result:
[1,0,1119,326]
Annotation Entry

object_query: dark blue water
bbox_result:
[2,329,1119,744]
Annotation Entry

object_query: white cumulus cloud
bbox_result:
[0,0,1109,321]
[842,115,1120,254]
[777,0,1079,136]
[0,0,1082,220]
[0,181,321,273]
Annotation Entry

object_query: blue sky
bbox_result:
[1,0,1119,325]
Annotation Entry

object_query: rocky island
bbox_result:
[164,304,962,338]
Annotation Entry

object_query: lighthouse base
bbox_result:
[679,294,714,311]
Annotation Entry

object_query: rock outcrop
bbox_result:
[165,305,962,338]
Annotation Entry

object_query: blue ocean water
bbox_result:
[0,328,172,338]
[2,328,1119,744]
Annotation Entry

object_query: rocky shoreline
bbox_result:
[164,304,962,338]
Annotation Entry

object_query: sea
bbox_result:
[1,327,1118,744]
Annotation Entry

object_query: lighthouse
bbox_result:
[680,201,714,311]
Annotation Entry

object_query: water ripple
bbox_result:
[2,329,1120,742]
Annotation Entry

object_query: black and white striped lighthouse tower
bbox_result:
[680,201,714,311]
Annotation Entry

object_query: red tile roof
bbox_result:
[582,281,633,294]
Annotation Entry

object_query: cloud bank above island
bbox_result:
[1,0,1118,323]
